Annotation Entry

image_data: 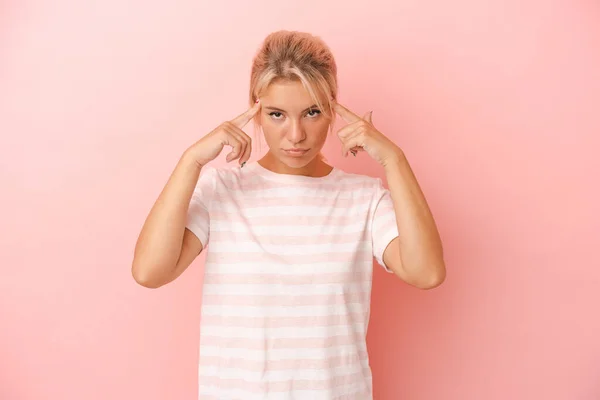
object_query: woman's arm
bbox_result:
[332,101,445,289]
[131,103,259,288]
[382,151,446,289]
[131,151,204,288]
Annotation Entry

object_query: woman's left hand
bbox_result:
[333,102,404,167]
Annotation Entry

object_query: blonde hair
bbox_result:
[249,31,338,157]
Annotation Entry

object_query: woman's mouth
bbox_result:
[283,148,309,157]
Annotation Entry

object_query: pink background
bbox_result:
[1,0,599,399]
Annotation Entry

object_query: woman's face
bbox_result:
[258,79,332,169]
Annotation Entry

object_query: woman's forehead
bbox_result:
[261,80,327,112]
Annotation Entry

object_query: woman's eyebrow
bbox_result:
[263,104,319,113]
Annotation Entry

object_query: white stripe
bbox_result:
[207,241,370,254]
[199,324,366,339]
[200,303,366,318]
[215,186,376,199]
[197,385,362,400]
[211,204,372,218]
[201,262,371,275]
[213,191,375,203]
[199,343,367,361]
[203,256,374,267]
[373,216,396,232]
[198,385,271,400]
[201,283,372,296]
[199,362,364,383]
[210,219,369,234]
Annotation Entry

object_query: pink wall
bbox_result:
[1,0,599,399]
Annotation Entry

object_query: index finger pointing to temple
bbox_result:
[333,102,361,123]
[231,101,261,129]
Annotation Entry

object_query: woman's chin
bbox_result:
[262,149,321,171]
[279,154,316,169]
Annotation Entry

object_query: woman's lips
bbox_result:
[283,148,309,157]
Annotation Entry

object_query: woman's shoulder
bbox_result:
[333,167,385,189]
[202,162,385,192]
[199,163,246,180]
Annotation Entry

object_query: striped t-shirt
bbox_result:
[186,161,399,400]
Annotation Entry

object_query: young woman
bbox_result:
[132,30,445,400]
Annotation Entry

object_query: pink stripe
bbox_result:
[188,201,209,215]
[208,230,368,245]
[203,271,372,285]
[199,351,368,372]
[206,251,373,264]
[374,218,397,236]
[375,201,395,214]
[199,386,370,400]
[200,334,358,350]
[200,313,366,328]
[213,193,374,208]
[199,371,366,392]
[234,182,372,192]
[232,179,371,191]
[202,291,369,307]
[199,387,370,400]
[210,213,371,227]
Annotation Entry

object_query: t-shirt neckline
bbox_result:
[248,161,339,183]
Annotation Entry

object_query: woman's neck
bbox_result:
[257,152,333,178]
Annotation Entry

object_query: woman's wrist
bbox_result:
[180,149,204,172]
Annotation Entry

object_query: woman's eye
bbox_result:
[307,109,321,118]
[269,112,283,119]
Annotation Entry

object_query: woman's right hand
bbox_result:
[185,101,261,168]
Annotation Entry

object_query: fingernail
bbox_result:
[241,161,246,168]
[255,98,260,104]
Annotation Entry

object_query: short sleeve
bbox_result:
[371,179,399,272]
[185,166,216,248]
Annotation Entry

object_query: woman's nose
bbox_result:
[286,121,306,144]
